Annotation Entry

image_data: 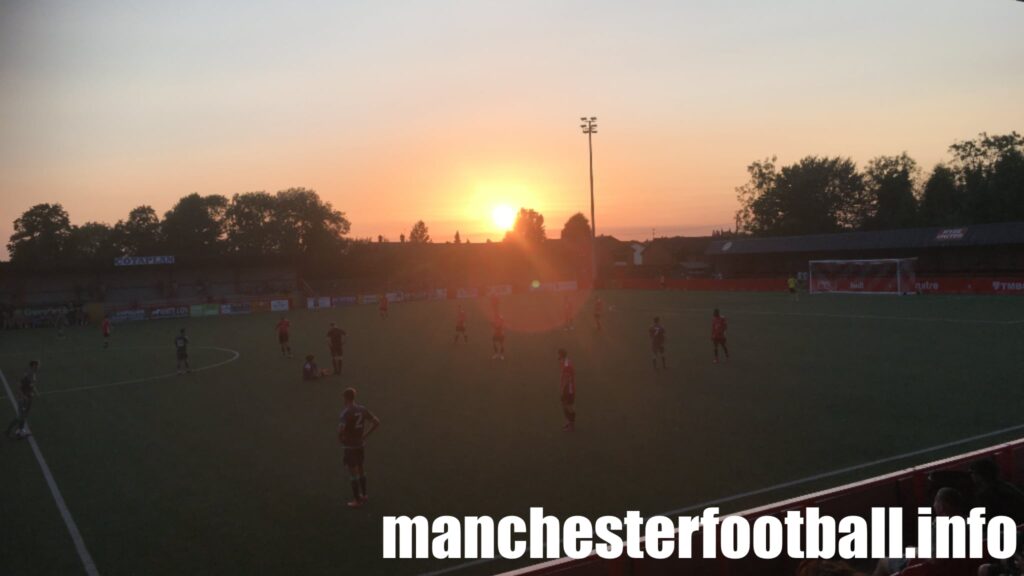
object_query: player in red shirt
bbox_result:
[275,317,292,358]
[491,315,505,360]
[101,316,112,349]
[454,305,468,344]
[558,349,576,432]
[711,308,729,363]
[593,296,605,331]
[378,294,389,319]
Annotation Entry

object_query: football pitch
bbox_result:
[2,290,1024,576]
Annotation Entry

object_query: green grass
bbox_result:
[2,290,1024,576]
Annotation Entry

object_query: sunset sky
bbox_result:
[1,0,1022,252]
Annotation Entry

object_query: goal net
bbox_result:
[808,258,918,295]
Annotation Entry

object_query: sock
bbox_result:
[359,476,367,497]
[350,478,360,501]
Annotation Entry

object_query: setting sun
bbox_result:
[492,204,517,231]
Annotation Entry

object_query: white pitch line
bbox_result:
[418,421,1024,576]
[0,347,240,401]
[1,369,100,576]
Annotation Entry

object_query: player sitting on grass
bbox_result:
[303,355,330,380]
[338,387,380,508]
[6,360,39,440]
[558,349,576,432]
[175,328,192,374]
[276,317,292,358]
[454,305,468,344]
[593,296,604,331]
[711,309,729,363]
[327,322,346,375]
[492,314,506,360]
[649,316,667,370]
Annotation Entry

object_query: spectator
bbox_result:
[969,459,1024,524]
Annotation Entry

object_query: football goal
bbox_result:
[808,258,918,295]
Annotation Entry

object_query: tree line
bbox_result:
[7,183,593,268]
[735,132,1024,236]
[6,188,351,266]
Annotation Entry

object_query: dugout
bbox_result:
[705,222,1024,278]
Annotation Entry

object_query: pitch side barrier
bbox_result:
[620,276,1024,294]
[497,436,1024,576]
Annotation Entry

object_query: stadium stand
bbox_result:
[501,438,1024,576]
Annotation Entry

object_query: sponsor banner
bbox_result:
[114,255,175,266]
[270,299,290,312]
[456,288,479,299]
[219,303,252,315]
[111,308,147,323]
[431,288,449,300]
[331,296,358,306]
[487,284,513,296]
[149,306,189,319]
[20,306,69,318]
[403,291,430,302]
[189,303,220,317]
[251,301,272,313]
[360,294,379,305]
[386,291,404,303]
[319,296,332,308]
[556,280,578,292]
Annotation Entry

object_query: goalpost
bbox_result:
[808,258,918,295]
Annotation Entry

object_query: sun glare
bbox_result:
[492,204,517,231]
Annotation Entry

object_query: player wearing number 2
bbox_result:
[337,387,380,508]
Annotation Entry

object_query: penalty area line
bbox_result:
[0,347,241,401]
[1,369,101,576]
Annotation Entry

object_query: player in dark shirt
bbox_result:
[593,297,605,331]
[175,328,192,374]
[337,387,380,508]
[558,349,576,432]
[491,315,506,360]
[327,322,346,375]
[649,316,667,370]
[6,360,39,440]
[711,309,729,363]
[454,305,468,344]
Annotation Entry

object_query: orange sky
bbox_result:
[1,0,1022,253]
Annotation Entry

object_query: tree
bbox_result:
[863,153,919,230]
[272,188,350,256]
[7,203,73,264]
[225,192,278,255]
[735,156,867,236]
[409,220,431,243]
[113,206,163,256]
[919,165,962,226]
[67,222,117,262]
[560,212,592,244]
[454,231,461,244]
[505,208,546,243]
[162,193,228,257]
[949,132,1024,223]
